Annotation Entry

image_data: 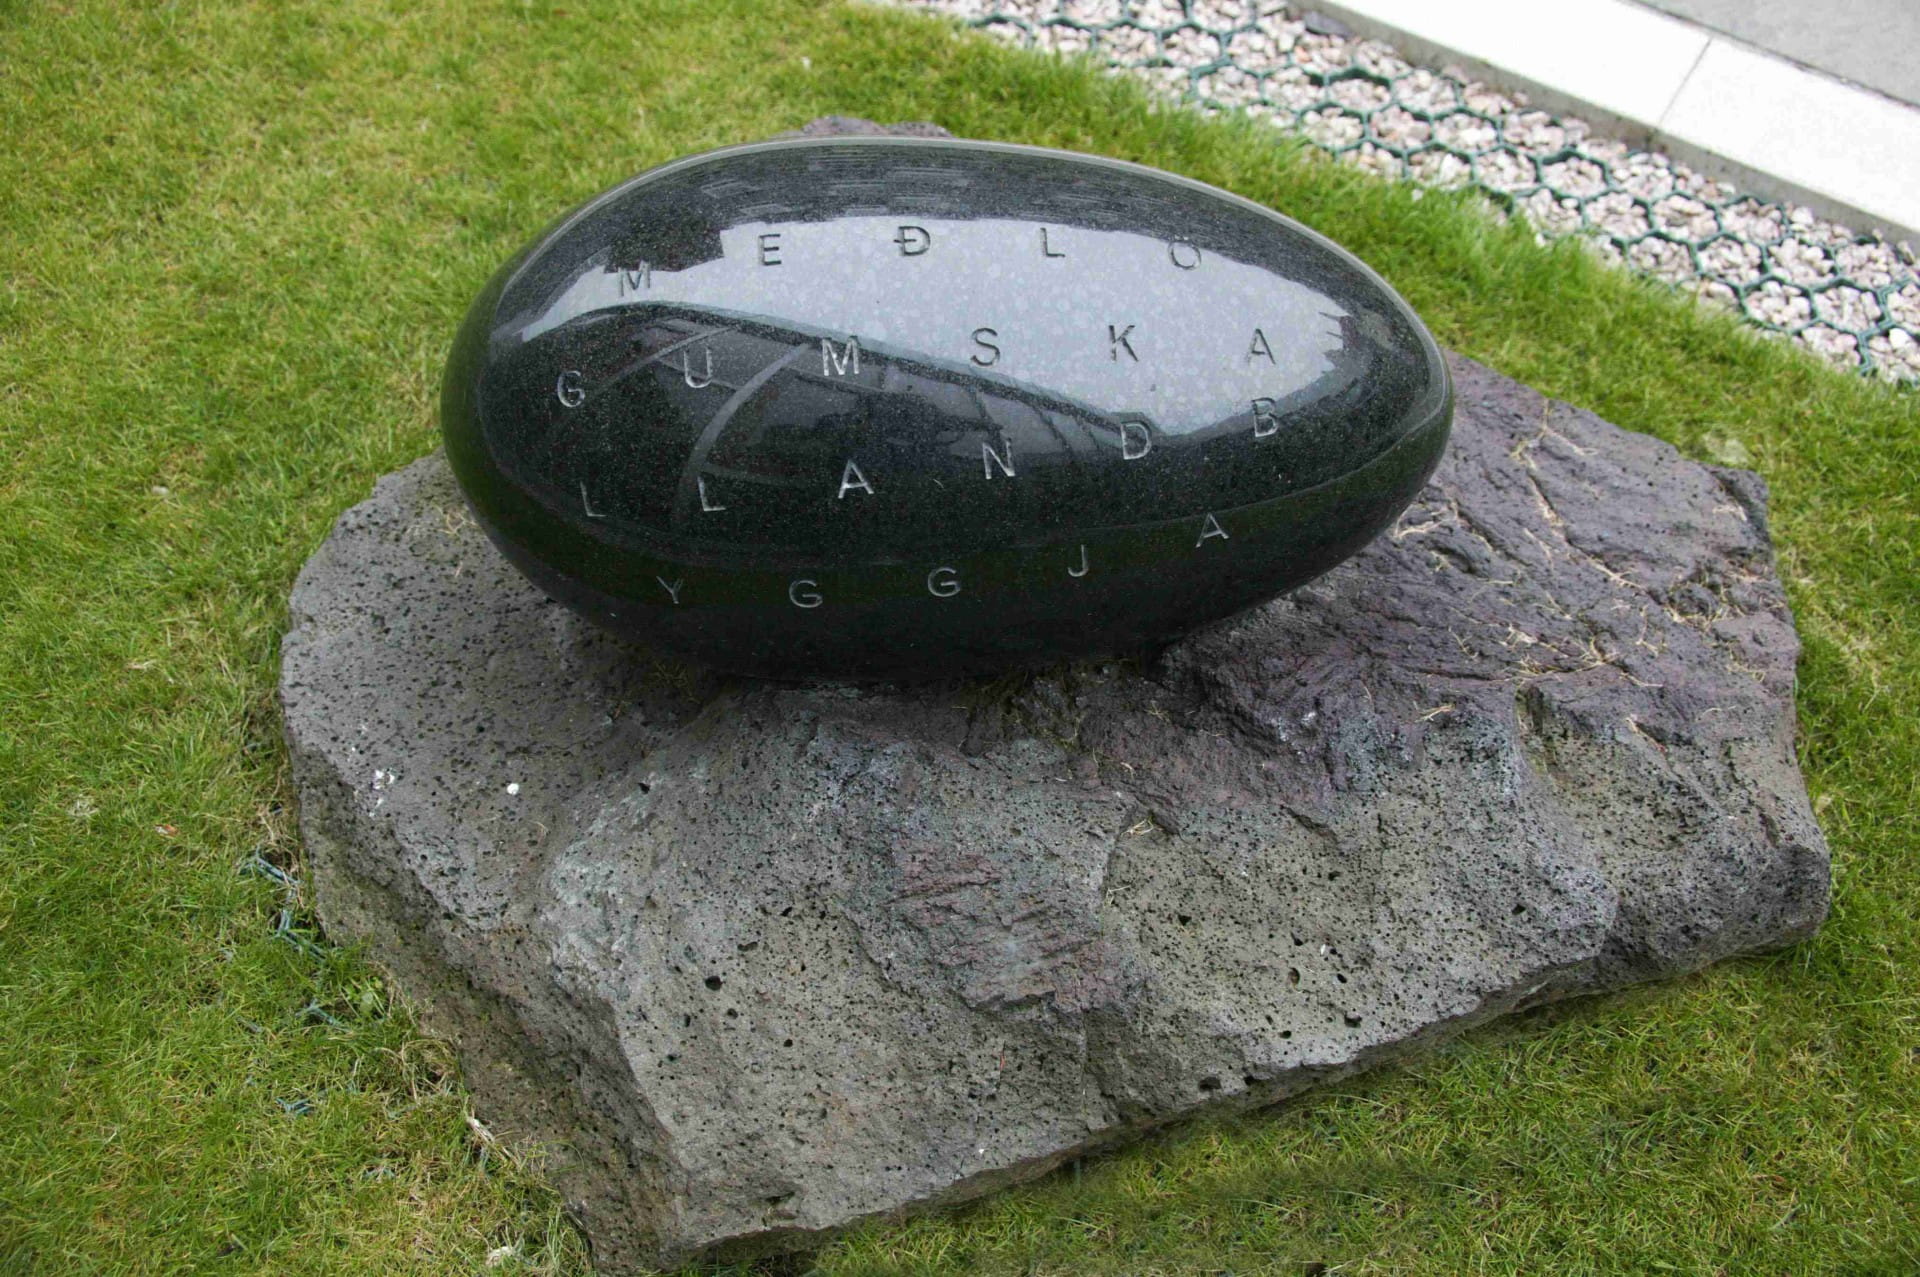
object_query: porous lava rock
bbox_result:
[281,349,1827,1270]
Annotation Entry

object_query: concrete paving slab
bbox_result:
[1317,0,1920,245]
[1660,37,1920,247]
[1640,0,1920,106]
[1310,0,1708,140]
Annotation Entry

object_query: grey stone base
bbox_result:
[280,352,1827,1270]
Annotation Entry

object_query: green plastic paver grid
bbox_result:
[897,0,1920,383]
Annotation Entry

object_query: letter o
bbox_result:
[927,566,960,598]
[789,579,823,609]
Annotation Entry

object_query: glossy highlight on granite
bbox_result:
[441,137,1452,679]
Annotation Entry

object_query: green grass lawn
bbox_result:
[2,1,1916,1272]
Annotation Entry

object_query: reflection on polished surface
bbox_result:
[442,137,1451,678]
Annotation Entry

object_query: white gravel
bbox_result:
[890,0,1920,381]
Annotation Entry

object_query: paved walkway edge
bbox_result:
[1314,0,1920,247]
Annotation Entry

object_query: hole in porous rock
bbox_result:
[1176,913,1193,926]
[1280,1030,1293,1039]
[1335,972,1348,984]
[1199,1076,1222,1092]
[705,975,724,991]
[783,1038,794,1048]
[1344,1013,1363,1028]
[1288,967,1301,985]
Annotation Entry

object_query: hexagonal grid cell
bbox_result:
[891,0,1920,381]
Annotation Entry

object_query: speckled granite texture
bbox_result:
[280,350,1826,1269]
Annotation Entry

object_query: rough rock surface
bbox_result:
[282,349,1828,1269]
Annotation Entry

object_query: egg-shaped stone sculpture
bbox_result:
[441,137,1452,680]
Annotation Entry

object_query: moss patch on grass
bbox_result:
[1,1,1915,1272]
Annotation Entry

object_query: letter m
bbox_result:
[821,335,860,377]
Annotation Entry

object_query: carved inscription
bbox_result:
[575,240,1333,616]
[837,459,874,498]
[821,336,859,377]
[981,436,1015,480]
[970,327,1000,367]
[681,346,714,389]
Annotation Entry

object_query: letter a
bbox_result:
[1248,328,1275,364]
[837,459,874,498]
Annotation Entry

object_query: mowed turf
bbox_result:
[1,1,1915,1272]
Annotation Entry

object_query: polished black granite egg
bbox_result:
[441,137,1452,680]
